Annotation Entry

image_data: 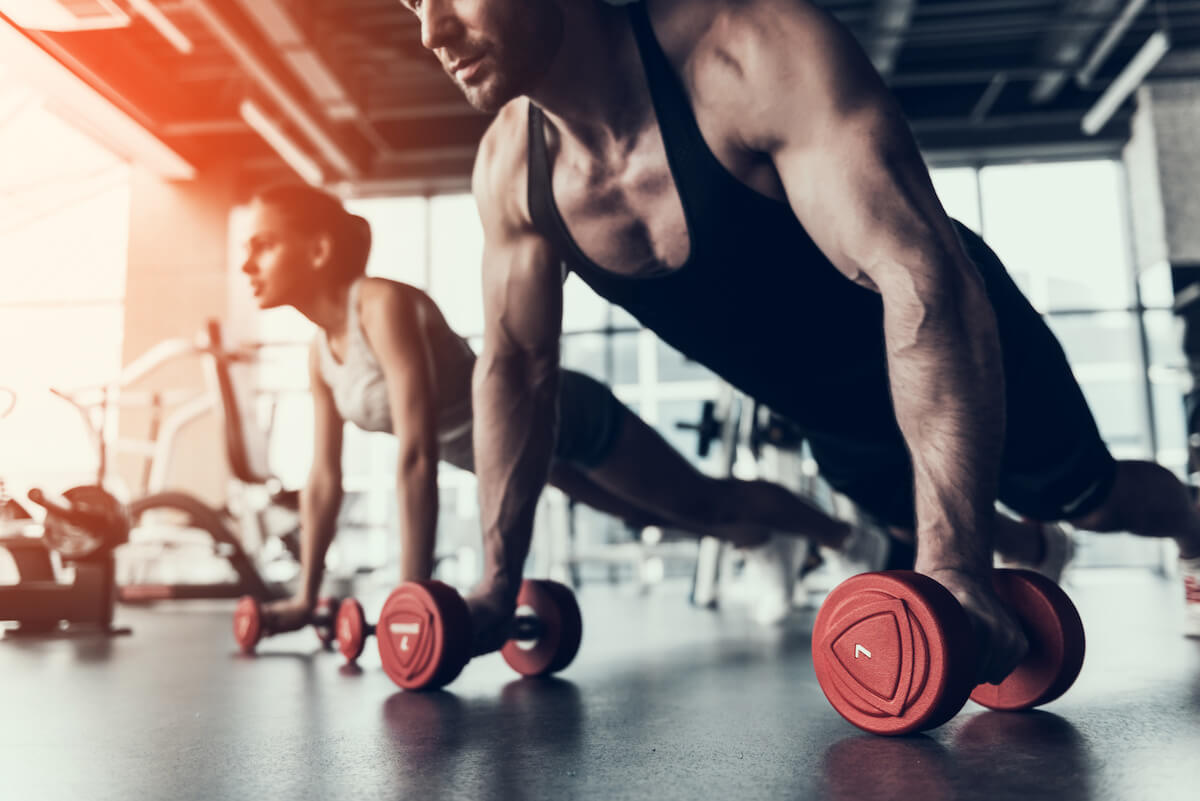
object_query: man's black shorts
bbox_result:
[804,223,1117,529]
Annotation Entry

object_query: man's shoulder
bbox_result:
[650,0,876,147]
[472,98,535,232]
[650,0,830,75]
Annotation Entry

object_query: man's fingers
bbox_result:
[975,613,1029,685]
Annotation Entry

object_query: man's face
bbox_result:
[401,0,564,112]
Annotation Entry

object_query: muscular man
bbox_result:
[398,0,1200,675]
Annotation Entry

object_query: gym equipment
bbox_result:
[748,399,805,459]
[375,578,582,691]
[375,581,473,690]
[675,399,724,458]
[811,568,1085,735]
[676,386,743,608]
[40,322,297,603]
[500,579,584,677]
[0,486,131,635]
[335,598,376,662]
[233,595,341,654]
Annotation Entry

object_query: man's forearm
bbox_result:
[884,263,1005,576]
[397,454,439,582]
[298,478,343,604]
[472,349,558,600]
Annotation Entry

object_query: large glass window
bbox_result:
[0,67,131,492]
[979,161,1133,313]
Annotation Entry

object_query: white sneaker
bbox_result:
[1182,556,1200,639]
[740,535,796,626]
[820,522,891,578]
[996,522,1075,584]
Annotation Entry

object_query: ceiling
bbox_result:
[3,0,1200,194]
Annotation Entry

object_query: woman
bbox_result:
[240,184,859,633]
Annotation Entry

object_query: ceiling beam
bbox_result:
[186,0,363,178]
[232,0,390,154]
[0,13,194,179]
[863,0,916,76]
[1030,0,1126,104]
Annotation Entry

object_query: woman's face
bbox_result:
[240,199,330,309]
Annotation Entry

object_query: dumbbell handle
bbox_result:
[509,614,545,642]
[262,600,337,637]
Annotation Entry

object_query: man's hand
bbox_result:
[464,585,519,657]
[261,596,316,635]
[926,568,1028,685]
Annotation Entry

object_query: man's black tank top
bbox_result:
[526,1,983,442]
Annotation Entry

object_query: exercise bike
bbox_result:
[0,389,131,635]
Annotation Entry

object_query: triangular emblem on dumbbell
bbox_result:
[820,599,917,717]
[387,619,423,667]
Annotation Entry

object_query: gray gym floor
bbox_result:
[1,571,1197,801]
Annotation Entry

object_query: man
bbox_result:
[398,0,1200,680]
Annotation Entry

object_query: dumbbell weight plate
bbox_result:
[969,569,1085,711]
[336,598,369,662]
[376,581,472,691]
[501,579,583,677]
[233,596,262,654]
[812,571,977,736]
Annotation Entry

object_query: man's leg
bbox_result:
[1066,461,1200,637]
[1069,460,1200,558]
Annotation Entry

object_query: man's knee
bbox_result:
[1068,483,1121,532]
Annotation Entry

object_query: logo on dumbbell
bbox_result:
[390,622,421,651]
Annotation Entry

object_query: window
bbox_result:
[979,161,1133,313]
[0,67,131,493]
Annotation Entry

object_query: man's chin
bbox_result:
[459,80,518,115]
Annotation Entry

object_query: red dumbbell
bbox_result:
[335,598,376,662]
[374,578,583,691]
[811,569,1085,736]
[499,578,583,678]
[232,595,341,655]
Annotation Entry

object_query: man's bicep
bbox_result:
[480,231,563,359]
[777,115,962,294]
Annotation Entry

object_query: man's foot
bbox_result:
[820,522,890,577]
[1181,556,1200,638]
[996,522,1075,584]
